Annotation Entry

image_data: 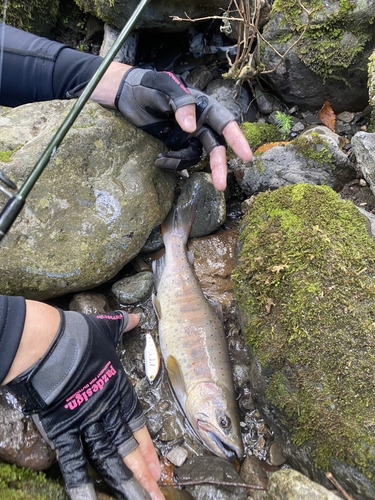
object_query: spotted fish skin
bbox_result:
[152,201,244,461]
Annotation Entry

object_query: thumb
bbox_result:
[175,105,196,133]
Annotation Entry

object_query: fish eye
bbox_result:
[219,415,231,429]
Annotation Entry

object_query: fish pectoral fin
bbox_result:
[152,293,162,320]
[167,355,186,400]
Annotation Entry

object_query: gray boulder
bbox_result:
[0,100,174,300]
[73,0,231,32]
[260,0,375,112]
[231,130,356,197]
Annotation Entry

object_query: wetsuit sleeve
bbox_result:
[0,23,103,107]
[0,295,26,384]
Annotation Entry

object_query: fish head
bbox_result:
[185,382,244,462]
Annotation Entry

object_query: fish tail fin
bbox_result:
[161,198,196,246]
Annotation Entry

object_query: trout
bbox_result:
[152,201,244,461]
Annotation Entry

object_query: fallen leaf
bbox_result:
[159,457,175,485]
[255,141,290,154]
[319,101,336,132]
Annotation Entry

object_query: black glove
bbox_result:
[7,310,150,500]
[115,68,235,172]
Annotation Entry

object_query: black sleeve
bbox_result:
[0,295,26,384]
[0,23,103,107]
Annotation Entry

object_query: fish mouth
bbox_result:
[206,430,238,462]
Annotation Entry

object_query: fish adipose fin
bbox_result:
[167,355,187,405]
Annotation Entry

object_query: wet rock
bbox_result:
[178,172,227,238]
[187,228,237,308]
[239,455,278,500]
[69,292,111,314]
[176,456,248,500]
[0,390,55,470]
[166,446,189,467]
[352,131,375,195]
[233,132,356,197]
[111,271,154,304]
[268,442,287,467]
[0,100,174,300]
[266,469,340,499]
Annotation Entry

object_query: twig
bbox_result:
[159,479,266,490]
[326,472,354,500]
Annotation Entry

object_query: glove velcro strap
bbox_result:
[8,311,89,412]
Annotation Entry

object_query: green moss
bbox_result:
[233,184,375,482]
[271,0,371,81]
[0,463,66,499]
[240,122,283,151]
[0,151,14,163]
[290,133,334,168]
[1,0,60,37]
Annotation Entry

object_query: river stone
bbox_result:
[260,1,375,112]
[233,184,375,499]
[73,0,233,32]
[0,100,175,300]
[352,131,375,196]
[267,469,340,499]
[0,389,55,470]
[111,271,154,304]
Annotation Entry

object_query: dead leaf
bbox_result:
[265,298,275,314]
[319,101,336,132]
[255,141,290,154]
[159,457,175,485]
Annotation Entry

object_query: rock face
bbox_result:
[260,0,375,112]
[73,0,231,31]
[233,184,375,500]
[0,100,174,300]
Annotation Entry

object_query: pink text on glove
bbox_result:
[64,361,117,411]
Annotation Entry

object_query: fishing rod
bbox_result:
[0,0,151,242]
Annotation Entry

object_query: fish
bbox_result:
[152,199,244,462]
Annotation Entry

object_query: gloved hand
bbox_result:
[115,68,235,172]
[6,309,152,500]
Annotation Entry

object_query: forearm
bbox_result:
[90,61,131,108]
[1,300,60,386]
[0,23,128,108]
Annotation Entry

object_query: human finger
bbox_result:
[209,145,228,192]
[123,445,165,500]
[133,426,161,482]
[84,421,150,500]
[175,104,197,133]
[222,121,253,162]
[124,312,140,332]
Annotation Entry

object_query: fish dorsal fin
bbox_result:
[167,355,186,406]
[152,293,162,321]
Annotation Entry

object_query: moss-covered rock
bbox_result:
[233,184,375,499]
[1,0,60,37]
[240,122,283,152]
[260,0,375,111]
[0,463,66,499]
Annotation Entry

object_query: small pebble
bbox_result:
[165,446,189,467]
